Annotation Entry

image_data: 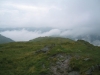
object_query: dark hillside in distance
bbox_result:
[0,34,14,44]
[0,37,100,75]
[29,36,74,43]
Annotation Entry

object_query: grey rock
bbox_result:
[95,64,99,70]
[99,64,100,70]
[85,68,92,75]
[42,64,45,69]
[41,47,49,52]
[56,61,61,65]
[91,66,95,71]
[50,54,72,75]
[68,71,80,75]
[67,67,72,72]
[84,58,90,61]
[35,50,41,54]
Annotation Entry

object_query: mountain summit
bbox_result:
[0,37,100,75]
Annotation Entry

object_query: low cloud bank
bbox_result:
[0,28,100,46]
[0,28,61,41]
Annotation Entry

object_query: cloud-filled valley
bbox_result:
[0,27,100,46]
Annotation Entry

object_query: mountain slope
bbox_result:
[72,34,100,46]
[0,37,100,75]
[29,36,74,43]
[0,34,14,44]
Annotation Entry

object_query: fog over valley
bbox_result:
[0,27,100,46]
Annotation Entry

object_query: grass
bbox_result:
[0,37,100,75]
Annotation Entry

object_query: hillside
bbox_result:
[29,36,74,43]
[0,37,100,75]
[0,34,14,44]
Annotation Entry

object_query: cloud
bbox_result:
[0,0,100,29]
[0,29,61,41]
[0,27,98,41]
[1,27,100,46]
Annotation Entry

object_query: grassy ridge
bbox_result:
[0,37,100,75]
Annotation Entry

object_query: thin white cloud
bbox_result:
[0,27,100,46]
[0,29,61,41]
[0,27,95,41]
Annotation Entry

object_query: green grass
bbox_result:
[0,37,100,75]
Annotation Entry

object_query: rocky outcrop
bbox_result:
[35,44,55,53]
[85,64,100,75]
[68,71,80,75]
[34,44,100,75]
[50,54,72,75]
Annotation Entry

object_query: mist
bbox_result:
[0,27,100,46]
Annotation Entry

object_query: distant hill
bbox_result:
[29,36,74,43]
[0,34,14,44]
[72,34,100,46]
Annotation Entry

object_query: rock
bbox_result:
[67,67,72,72]
[41,47,49,52]
[57,68,64,73]
[35,50,41,54]
[42,64,45,69]
[50,54,72,75]
[99,64,100,70]
[50,66,57,75]
[84,58,90,61]
[85,68,92,75]
[35,45,54,53]
[68,71,80,75]
[91,66,95,71]
[95,64,99,70]
[67,54,71,59]
[41,45,55,53]
[56,61,61,65]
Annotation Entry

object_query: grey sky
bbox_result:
[0,0,100,29]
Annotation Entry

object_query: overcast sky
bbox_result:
[0,0,100,29]
[0,0,100,43]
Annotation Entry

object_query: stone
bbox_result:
[68,71,80,75]
[85,68,92,75]
[67,67,72,72]
[95,64,99,70]
[41,47,49,52]
[91,66,95,71]
[56,61,61,65]
[42,64,45,69]
[50,54,72,75]
[35,50,41,54]
[84,58,90,61]
[98,64,100,70]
